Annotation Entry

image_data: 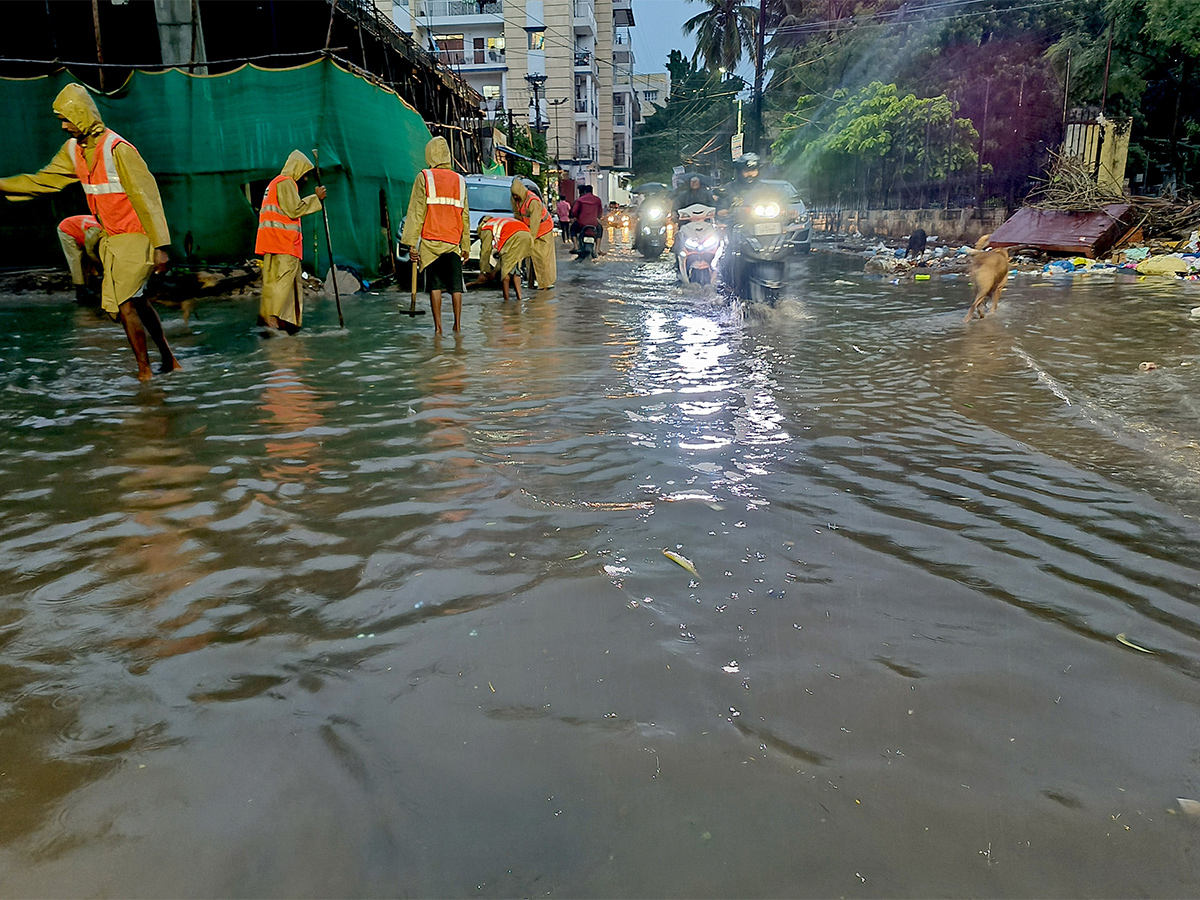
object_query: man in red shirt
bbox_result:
[569,185,603,254]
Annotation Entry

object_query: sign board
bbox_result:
[731,132,744,159]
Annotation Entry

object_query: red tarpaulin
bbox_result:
[987,204,1134,257]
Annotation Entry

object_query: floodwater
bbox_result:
[1,242,1200,898]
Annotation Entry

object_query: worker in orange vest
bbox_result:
[255,150,327,334]
[399,136,471,333]
[510,177,556,290]
[57,213,103,305]
[0,84,179,381]
[468,215,533,302]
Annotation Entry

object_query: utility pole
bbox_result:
[525,73,548,134]
[751,0,767,153]
[549,97,568,162]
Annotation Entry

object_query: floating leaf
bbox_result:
[1116,633,1153,654]
[566,551,588,560]
[663,549,699,578]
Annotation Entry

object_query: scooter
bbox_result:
[721,188,791,304]
[634,201,668,258]
[674,204,722,285]
[574,223,600,260]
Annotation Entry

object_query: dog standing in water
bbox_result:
[965,234,1010,321]
[906,227,927,258]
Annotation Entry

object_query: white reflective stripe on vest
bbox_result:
[424,169,465,207]
[77,132,130,196]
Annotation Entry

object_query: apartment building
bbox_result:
[632,71,670,120]
[385,0,636,201]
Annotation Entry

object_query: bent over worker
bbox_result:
[0,84,180,381]
[469,215,532,302]
[57,214,103,305]
[511,178,555,290]
[255,150,326,333]
[400,136,470,333]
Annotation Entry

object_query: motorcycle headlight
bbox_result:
[753,202,781,218]
[684,238,700,249]
[642,226,651,234]
[647,207,663,220]
[701,235,719,250]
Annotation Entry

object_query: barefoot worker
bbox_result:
[510,177,555,290]
[255,150,327,334]
[399,136,470,333]
[0,84,180,381]
[468,215,532,302]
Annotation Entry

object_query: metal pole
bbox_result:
[752,0,766,153]
[1101,19,1114,114]
[91,0,106,91]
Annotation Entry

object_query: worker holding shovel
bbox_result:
[255,150,326,334]
[399,136,470,334]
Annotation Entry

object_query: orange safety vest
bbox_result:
[518,192,554,238]
[58,214,101,245]
[481,217,530,250]
[255,175,305,257]
[421,167,467,244]
[69,130,146,236]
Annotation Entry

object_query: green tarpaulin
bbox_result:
[0,59,432,278]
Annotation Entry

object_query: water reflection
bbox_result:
[0,259,1199,895]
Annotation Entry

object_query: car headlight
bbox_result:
[647,207,663,220]
[753,202,781,218]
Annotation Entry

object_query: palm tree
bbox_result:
[682,0,759,73]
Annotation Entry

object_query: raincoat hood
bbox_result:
[425,137,452,169]
[281,150,314,182]
[511,177,529,203]
[52,83,105,138]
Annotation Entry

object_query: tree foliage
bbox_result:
[632,51,746,183]
[773,81,978,204]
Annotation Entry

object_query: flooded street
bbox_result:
[2,243,1200,897]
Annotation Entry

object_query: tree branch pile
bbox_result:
[1025,151,1200,240]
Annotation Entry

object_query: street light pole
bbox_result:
[525,73,548,134]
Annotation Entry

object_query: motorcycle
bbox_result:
[674,204,722,285]
[721,188,791,304]
[575,223,600,260]
[634,201,668,258]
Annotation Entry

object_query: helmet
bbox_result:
[734,153,760,184]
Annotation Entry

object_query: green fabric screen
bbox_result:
[0,59,432,278]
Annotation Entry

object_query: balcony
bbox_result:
[573,50,592,70]
[613,146,628,168]
[470,48,506,65]
[575,143,596,161]
[573,0,596,34]
[419,0,503,16]
[434,48,467,66]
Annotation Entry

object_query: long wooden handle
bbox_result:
[312,148,345,329]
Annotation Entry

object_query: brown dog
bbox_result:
[964,234,1010,322]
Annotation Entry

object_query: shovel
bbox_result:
[404,251,424,316]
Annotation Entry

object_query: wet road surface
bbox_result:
[1,242,1199,897]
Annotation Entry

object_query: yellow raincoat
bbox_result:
[0,84,170,316]
[400,137,470,269]
[258,150,323,329]
[478,217,533,279]
[510,178,556,289]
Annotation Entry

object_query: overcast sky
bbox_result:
[631,0,696,74]
[632,0,755,84]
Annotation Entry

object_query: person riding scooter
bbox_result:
[569,185,604,255]
[675,175,717,213]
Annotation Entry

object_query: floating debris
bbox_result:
[1115,633,1153,653]
[1177,797,1200,816]
[663,549,699,578]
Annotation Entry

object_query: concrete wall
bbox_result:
[812,207,1011,246]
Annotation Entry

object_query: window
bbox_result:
[435,34,465,66]
[643,90,658,102]
[528,29,545,50]
[482,84,501,99]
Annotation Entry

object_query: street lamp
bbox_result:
[525,73,548,133]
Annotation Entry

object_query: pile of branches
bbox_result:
[1127,195,1200,239]
[1024,151,1127,210]
[1025,151,1200,239]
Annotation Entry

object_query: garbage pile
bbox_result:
[859,230,1200,283]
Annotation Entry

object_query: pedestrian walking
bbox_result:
[400,137,470,333]
[255,150,326,334]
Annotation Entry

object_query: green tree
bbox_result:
[633,51,746,183]
[683,0,760,72]
[773,81,978,204]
